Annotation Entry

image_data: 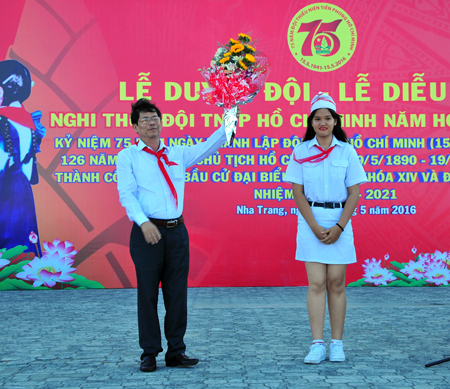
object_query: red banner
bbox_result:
[0,0,449,289]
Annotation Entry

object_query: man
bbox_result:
[116,98,237,372]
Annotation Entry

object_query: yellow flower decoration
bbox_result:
[230,38,240,44]
[239,33,252,42]
[245,54,256,63]
[231,44,245,53]
[219,57,230,64]
[246,45,256,52]
[223,52,232,57]
[238,60,248,70]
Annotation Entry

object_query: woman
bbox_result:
[284,92,367,364]
[0,60,46,256]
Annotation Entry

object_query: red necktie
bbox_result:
[0,106,35,128]
[294,145,336,164]
[140,143,179,208]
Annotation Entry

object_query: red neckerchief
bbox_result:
[0,106,35,129]
[294,145,336,164]
[137,141,179,208]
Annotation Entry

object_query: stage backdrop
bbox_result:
[0,0,449,290]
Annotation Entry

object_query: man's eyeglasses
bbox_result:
[139,117,161,124]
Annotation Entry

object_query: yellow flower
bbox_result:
[230,38,240,44]
[219,57,230,64]
[246,45,256,52]
[223,52,232,57]
[231,44,245,53]
[238,60,248,70]
[245,54,256,63]
[239,33,252,42]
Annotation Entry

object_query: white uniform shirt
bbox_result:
[284,136,367,203]
[117,124,226,225]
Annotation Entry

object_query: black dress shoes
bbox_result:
[166,353,199,367]
[140,355,157,372]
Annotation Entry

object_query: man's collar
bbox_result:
[136,139,166,152]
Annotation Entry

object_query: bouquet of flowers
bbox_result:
[199,33,270,144]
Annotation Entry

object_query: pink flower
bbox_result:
[42,239,78,263]
[424,265,450,286]
[362,258,382,271]
[364,266,397,286]
[29,231,38,244]
[0,250,9,269]
[401,260,426,281]
[15,253,77,288]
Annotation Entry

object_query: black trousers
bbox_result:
[130,222,189,360]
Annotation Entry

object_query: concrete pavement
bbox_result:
[0,287,449,388]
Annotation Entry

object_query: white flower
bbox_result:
[364,267,397,286]
[411,246,417,254]
[424,265,450,286]
[400,260,426,281]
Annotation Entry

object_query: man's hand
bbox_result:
[141,221,161,245]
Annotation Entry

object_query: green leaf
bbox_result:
[0,261,31,281]
[381,280,410,286]
[347,278,369,287]
[389,270,412,283]
[0,245,28,260]
[0,278,49,290]
[409,279,428,286]
[68,274,104,289]
[390,261,405,270]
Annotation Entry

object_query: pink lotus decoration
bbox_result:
[42,239,78,261]
[0,250,9,269]
[400,260,427,281]
[363,257,396,286]
[424,265,450,286]
[29,231,38,244]
[16,252,77,288]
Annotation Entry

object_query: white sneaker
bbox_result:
[304,343,326,364]
[329,342,345,362]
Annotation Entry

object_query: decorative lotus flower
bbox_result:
[363,266,397,286]
[362,258,382,271]
[15,252,77,288]
[0,255,10,269]
[423,257,446,270]
[400,260,426,281]
[0,250,9,269]
[42,239,78,262]
[424,265,450,286]
[29,231,39,244]
[433,250,449,263]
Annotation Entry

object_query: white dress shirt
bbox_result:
[116,124,226,225]
[284,135,367,203]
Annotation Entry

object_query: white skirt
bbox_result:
[296,207,357,264]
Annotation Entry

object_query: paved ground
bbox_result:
[0,287,449,389]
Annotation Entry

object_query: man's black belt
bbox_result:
[308,201,346,209]
[149,216,184,228]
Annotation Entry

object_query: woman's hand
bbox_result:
[320,225,342,244]
[311,224,328,241]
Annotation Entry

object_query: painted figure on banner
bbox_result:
[0,59,46,256]
[284,92,367,364]
[116,98,239,372]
